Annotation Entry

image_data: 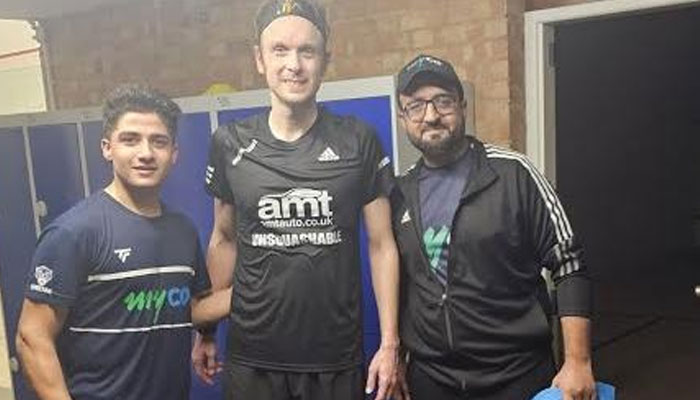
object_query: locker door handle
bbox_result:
[35,200,48,218]
[9,356,18,373]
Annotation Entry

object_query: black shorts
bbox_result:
[223,362,365,400]
[407,357,555,400]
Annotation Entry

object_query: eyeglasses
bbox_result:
[401,94,459,122]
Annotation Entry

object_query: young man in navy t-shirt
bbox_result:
[16,85,212,400]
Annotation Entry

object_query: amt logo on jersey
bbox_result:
[254,188,342,247]
[258,188,333,220]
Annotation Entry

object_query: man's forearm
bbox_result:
[363,197,400,348]
[197,234,235,332]
[207,200,238,291]
[369,241,400,347]
[17,335,72,400]
[191,287,233,325]
[560,316,592,363]
[206,236,236,290]
[552,316,596,398]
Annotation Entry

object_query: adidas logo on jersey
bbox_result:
[317,147,340,162]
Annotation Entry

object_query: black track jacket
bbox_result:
[391,138,592,392]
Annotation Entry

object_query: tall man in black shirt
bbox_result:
[191,1,400,399]
[390,55,596,400]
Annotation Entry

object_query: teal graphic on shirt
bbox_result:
[418,147,473,286]
[423,226,450,280]
[123,286,191,323]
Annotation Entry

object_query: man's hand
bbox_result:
[552,358,596,400]
[365,344,398,400]
[192,332,222,385]
[390,352,411,400]
[555,316,596,400]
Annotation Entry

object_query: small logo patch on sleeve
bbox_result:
[30,265,54,294]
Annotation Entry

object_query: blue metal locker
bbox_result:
[0,128,39,400]
[217,107,266,126]
[161,113,214,247]
[28,124,85,229]
[322,96,394,366]
[82,120,111,193]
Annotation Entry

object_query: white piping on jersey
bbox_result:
[232,139,258,167]
[485,145,580,276]
[485,146,573,240]
[86,265,195,282]
[402,163,417,176]
[68,322,193,334]
[205,167,213,185]
[378,156,391,169]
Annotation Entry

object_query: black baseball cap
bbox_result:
[255,0,329,41]
[397,55,464,100]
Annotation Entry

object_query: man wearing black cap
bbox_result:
[390,54,596,400]
[192,1,400,399]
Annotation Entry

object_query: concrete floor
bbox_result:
[591,255,700,399]
[594,317,700,399]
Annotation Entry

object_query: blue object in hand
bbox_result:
[531,382,615,400]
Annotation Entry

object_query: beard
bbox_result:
[408,120,467,159]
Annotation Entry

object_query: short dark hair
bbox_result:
[102,84,181,139]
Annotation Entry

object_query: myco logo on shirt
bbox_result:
[123,286,191,323]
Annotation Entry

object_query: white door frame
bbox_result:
[524,0,700,184]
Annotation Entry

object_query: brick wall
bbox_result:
[41,0,576,149]
[41,0,265,108]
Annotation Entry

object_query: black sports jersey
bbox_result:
[25,191,210,400]
[205,108,393,371]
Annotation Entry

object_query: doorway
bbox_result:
[526,1,700,398]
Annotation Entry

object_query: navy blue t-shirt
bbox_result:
[24,191,210,400]
[418,148,473,285]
